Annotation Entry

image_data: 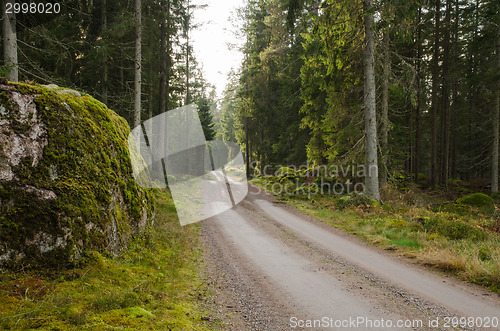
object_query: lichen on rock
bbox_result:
[0,82,154,268]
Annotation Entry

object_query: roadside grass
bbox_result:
[0,190,218,330]
[252,177,500,293]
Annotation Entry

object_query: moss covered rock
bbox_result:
[456,192,494,208]
[0,82,153,268]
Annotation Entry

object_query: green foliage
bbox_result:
[0,65,15,78]
[335,193,372,210]
[196,98,216,141]
[420,216,487,241]
[235,0,309,166]
[300,0,364,165]
[235,0,500,192]
[390,237,422,249]
[218,72,242,143]
[13,0,207,125]
[456,193,495,208]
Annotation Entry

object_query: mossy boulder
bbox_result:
[0,82,153,268]
[456,192,494,208]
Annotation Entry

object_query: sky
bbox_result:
[190,0,246,97]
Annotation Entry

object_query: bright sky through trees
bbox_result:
[191,0,245,96]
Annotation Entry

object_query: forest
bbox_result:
[1,1,500,328]
[2,0,499,202]
[219,0,500,201]
[1,0,216,136]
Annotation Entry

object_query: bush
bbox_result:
[335,193,372,210]
[420,216,487,241]
[491,192,500,200]
[456,193,494,208]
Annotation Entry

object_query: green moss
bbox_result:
[0,82,154,269]
[0,191,217,330]
[456,193,494,208]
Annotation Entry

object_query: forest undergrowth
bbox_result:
[0,190,218,330]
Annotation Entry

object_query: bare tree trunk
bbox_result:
[451,0,458,179]
[245,116,250,178]
[165,0,172,111]
[184,0,191,169]
[148,67,154,121]
[101,0,108,104]
[431,0,441,186]
[440,0,451,186]
[414,7,423,183]
[133,0,142,129]
[492,34,500,194]
[380,26,390,188]
[185,0,190,106]
[3,0,18,82]
[158,0,170,174]
[467,0,479,181]
[159,21,167,114]
[363,0,380,202]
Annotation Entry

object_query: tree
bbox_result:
[134,0,142,129]
[430,0,441,186]
[363,0,380,201]
[219,71,242,143]
[440,0,452,186]
[492,30,500,193]
[197,98,216,141]
[237,0,309,166]
[100,0,108,105]
[3,0,18,82]
[380,23,390,189]
[184,0,191,105]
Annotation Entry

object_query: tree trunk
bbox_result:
[3,0,18,82]
[165,0,172,111]
[380,25,390,189]
[184,0,191,155]
[440,0,451,186]
[431,0,441,186]
[148,67,154,121]
[363,0,380,202]
[133,0,142,129]
[492,34,500,194]
[467,0,479,181]
[101,0,108,105]
[159,21,167,114]
[414,6,422,183]
[245,116,250,178]
[185,0,190,106]
[159,0,171,174]
[450,0,458,179]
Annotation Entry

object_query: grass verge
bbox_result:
[0,190,217,330]
[252,177,500,293]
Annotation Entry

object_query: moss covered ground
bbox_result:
[252,176,500,293]
[0,190,219,330]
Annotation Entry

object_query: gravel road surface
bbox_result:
[201,185,500,330]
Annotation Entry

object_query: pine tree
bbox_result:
[197,98,216,141]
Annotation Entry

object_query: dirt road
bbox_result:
[201,185,500,330]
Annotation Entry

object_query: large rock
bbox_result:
[0,82,153,268]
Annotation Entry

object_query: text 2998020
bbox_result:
[5,2,61,15]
